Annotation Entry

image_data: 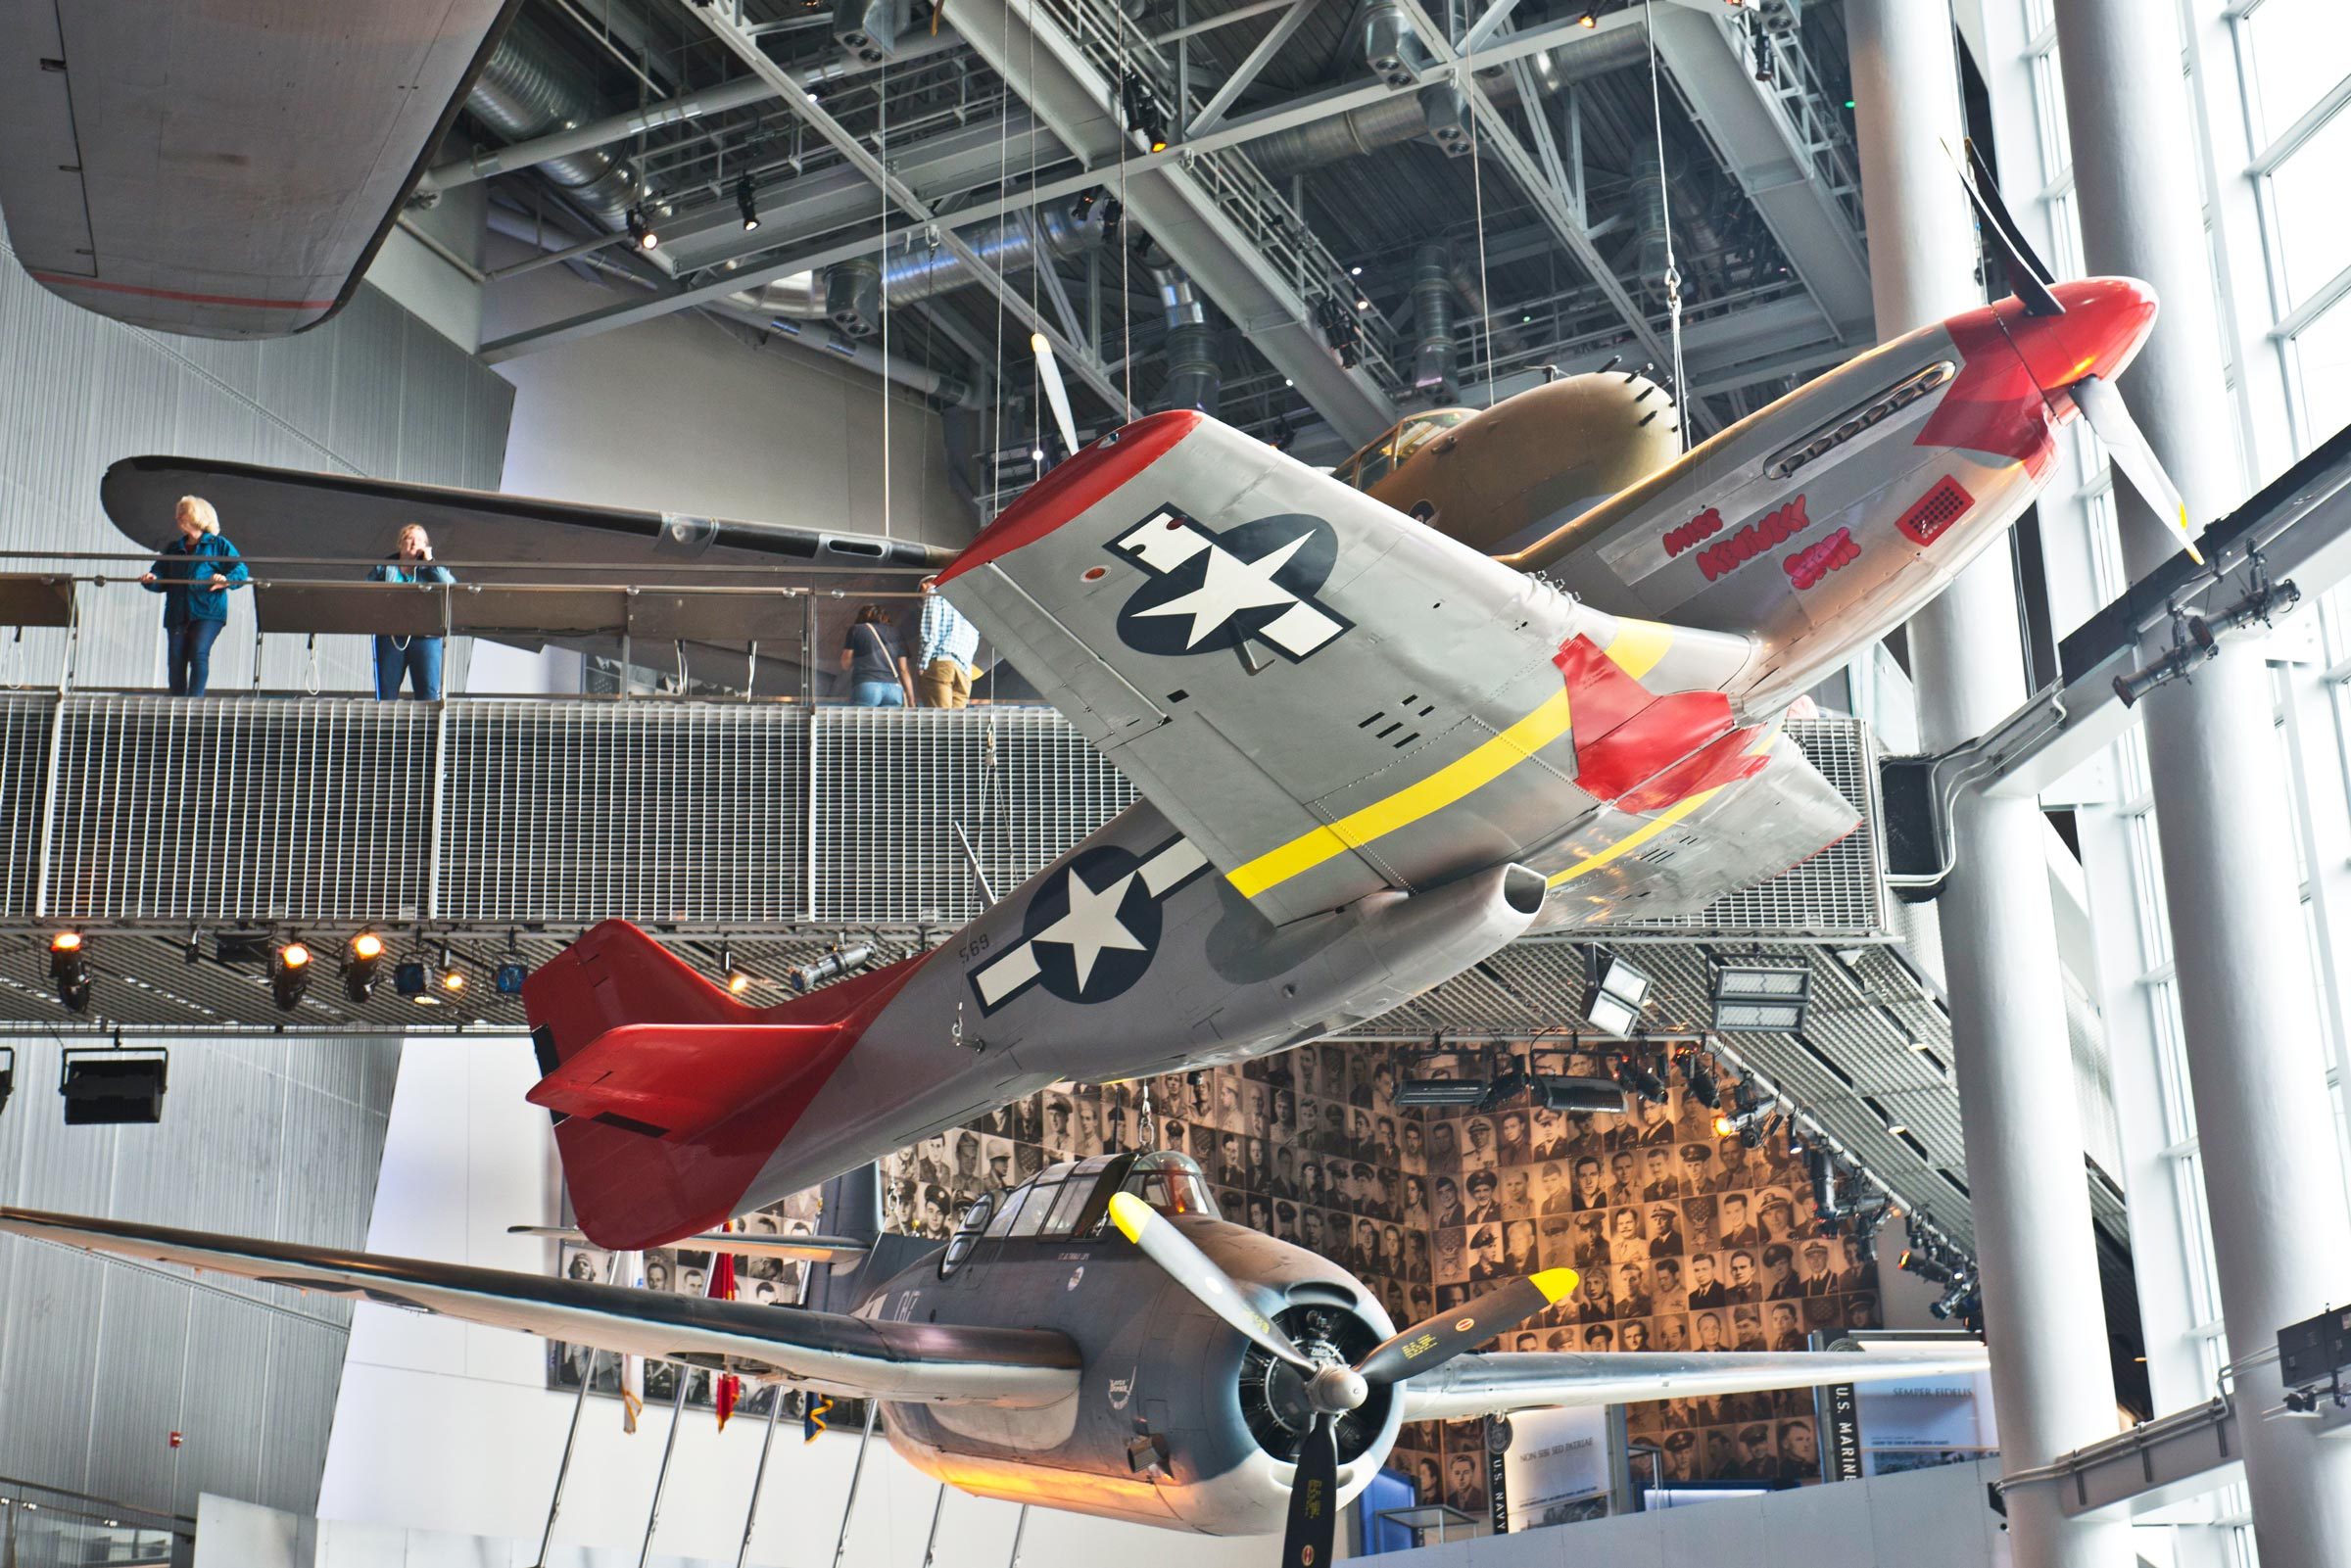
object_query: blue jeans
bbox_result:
[168,618,225,696]
[373,636,445,700]
[850,681,905,707]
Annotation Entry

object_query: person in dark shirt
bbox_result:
[840,604,914,705]
[139,496,249,696]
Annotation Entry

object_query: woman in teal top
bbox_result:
[138,496,249,695]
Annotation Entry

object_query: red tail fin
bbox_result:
[521,921,929,1249]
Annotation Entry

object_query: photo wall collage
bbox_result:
[544,1040,1875,1518]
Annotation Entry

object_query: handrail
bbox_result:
[0,548,936,581]
[0,1474,196,1533]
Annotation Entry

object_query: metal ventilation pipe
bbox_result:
[1630,130,1690,306]
[733,203,1115,334]
[1140,242,1220,413]
[1247,25,1648,178]
[1411,242,1454,396]
[1361,0,1435,88]
[462,12,646,231]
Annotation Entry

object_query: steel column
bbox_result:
[1848,7,2130,1568]
[636,1370,694,1568]
[734,1390,788,1568]
[2053,3,2351,1563]
[829,1402,881,1568]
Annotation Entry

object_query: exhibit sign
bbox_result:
[1495,1405,1612,1532]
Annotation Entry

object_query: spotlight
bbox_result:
[1532,1073,1625,1114]
[1711,1110,1737,1138]
[442,965,467,995]
[1680,1052,1720,1109]
[271,940,313,1013]
[1121,72,1169,154]
[626,206,659,250]
[495,961,530,996]
[1614,1051,1668,1106]
[343,930,385,1004]
[1805,1145,1840,1218]
[1578,7,1597,24]
[1584,951,1650,1038]
[394,961,428,998]
[728,971,752,996]
[61,1046,169,1125]
[788,943,874,994]
[49,931,90,1014]
[736,176,761,232]
[0,1044,14,1116]
[1709,956,1810,1031]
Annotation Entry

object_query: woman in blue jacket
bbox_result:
[366,523,456,698]
[139,496,249,695]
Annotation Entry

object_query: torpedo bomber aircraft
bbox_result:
[493,162,2205,1256]
[0,1153,1985,1565]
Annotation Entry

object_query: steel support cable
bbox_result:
[1642,0,1687,452]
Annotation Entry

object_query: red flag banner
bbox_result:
[713,1238,742,1430]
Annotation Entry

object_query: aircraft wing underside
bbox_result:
[938,411,1790,927]
[1399,1344,1991,1422]
[0,0,520,338]
[0,1208,1080,1409]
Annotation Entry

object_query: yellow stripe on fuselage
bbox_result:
[1223,619,1678,899]
[1547,787,1723,886]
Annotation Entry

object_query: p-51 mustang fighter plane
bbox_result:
[519,252,2194,1253]
[0,1154,1985,1566]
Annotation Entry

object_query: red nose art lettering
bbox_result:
[1785,527,1861,591]
[1662,506,1725,557]
[1698,496,1810,582]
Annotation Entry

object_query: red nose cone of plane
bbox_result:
[2002,276,2159,396]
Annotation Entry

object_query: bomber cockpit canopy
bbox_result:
[979,1150,1222,1245]
[1330,408,1472,493]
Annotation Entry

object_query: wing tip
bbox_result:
[935,409,1203,588]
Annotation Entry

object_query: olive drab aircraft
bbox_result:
[0,1156,1986,1566]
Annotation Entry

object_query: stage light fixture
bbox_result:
[442,965,467,995]
[271,940,312,1012]
[0,1045,14,1116]
[788,943,873,994]
[1680,1052,1721,1109]
[61,1046,169,1125]
[49,931,90,1014]
[736,176,761,231]
[1708,956,1810,1032]
[626,206,659,250]
[1578,9,1597,26]
[495,961,530,996]
[1585,951,1650,1038]
[1614,1052,1668,1106]
[1805,1145,1839,1218]
[1711,1110,1737,1138]
[394,961,428,998]
[343,930,385,1004]
[1532,1074,1626,1115]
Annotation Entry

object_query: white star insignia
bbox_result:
[1031,868,1147,991]
[1132,531,1315,648]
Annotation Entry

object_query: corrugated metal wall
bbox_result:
[0,243,510,1513]
[0,236,512,692]
[0,1034,404,1514]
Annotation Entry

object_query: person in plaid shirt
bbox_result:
[915,574,982,708]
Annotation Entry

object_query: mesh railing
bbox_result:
[2,693,1885,939]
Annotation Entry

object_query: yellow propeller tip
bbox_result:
[1107,1191,1151,1243]
[1530,1267,1579,1305]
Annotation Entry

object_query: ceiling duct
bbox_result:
[1142,241,1221,415]
[1362,0,1437,89]
[1247,26,1648,179]
[738,203,1115,334]
[461,11,648,231]
[834,0,909,65]
[1411,242,1455,397]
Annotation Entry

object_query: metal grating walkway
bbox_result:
[0,693,1887,940]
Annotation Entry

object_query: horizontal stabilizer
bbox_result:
[523,920,931,1249]
[526,1022,850,1142]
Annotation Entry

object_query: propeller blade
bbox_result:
[1031,332,1081,462]
[1943,137,2065,318]
[1107,1193,1314,1370]
[1279,1415,1339,1568]
[1354,1267,1577,1387]
[2070,374,2204,564]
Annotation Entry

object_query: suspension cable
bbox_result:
[1642,0,1689,452]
